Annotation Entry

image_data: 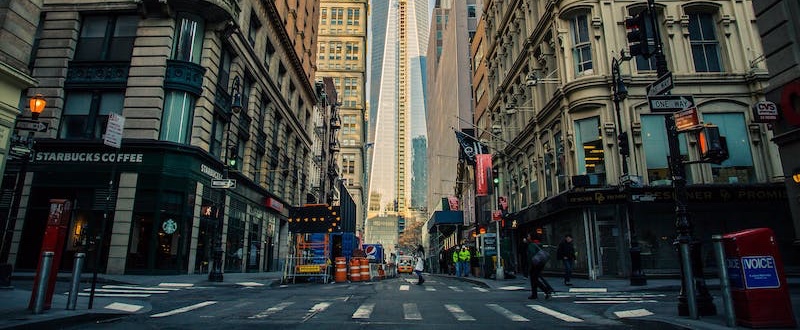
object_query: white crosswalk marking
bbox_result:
[445,304,475,321]
[486,304,529,322]
[352,303,375,319]
[403,303,422,320]
[158,283,193,288]
[400,285,410,291]
[614,308,654,318]
[304,302,332,320]
[151,301,217,318]
[569,288,607,293]
[249,302,294,319]
[104,285,180,291]
[425,286,436,291]
[104,302,144,313]
[448,286,463,292]
[84,288,170,294]
[472,287,488,292]
[528,304,583,322]
[67,284,185,298]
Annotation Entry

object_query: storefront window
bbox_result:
[225,199,246,272]
[127,188,190,273]
[160,91,196,144]
[574,117,606,185]
[641,115,691,184]
[703,113,755,183]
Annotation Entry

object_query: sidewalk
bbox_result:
[438,272,800,330]
[0,271,284,329]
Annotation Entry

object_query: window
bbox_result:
[353,9,361,26]
[554,132,568,190]
[74,15,139,61]
[703,113,754,183]
[161,91,196,143]
[467,5,477,18]
[570,14,593,74]
[331,7,344,25]
[574,117,606,185]
[59,91,124,140]
[258,94,269,131]
[254,152,263,184]
[172,14,204,63]
[641,115,690,184]
[218,49,232,92]
[321,8,327,25]
[248,14,261,47]
[210,114,225,158]
[342,114,357,134]
[264,39,275,69]
[688,12,722,72]
[342,153,355,174]
[234,140,245,171]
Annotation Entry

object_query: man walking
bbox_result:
[556,234,576,286]
[458,246,471,277]
[526,232,553,300]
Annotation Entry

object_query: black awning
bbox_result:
[427,210,464,233]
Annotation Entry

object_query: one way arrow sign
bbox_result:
[648,95,695,113]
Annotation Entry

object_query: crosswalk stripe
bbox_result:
[151,301,217,318]
[425,286,436,291]
[486,303,529,322]
[84,288,170,294]
[472,287,488,292]
[400,285,410,291]
[158,283,194,288]
[237,282,265,287]
[575,300,658,304]
[102,285,180,291]
[304,302,331,320]
[75,293,150,298]
[104,302,144,313]
[528,304,583,322]
[569,288,607,293]
[448,286,463,292]
[352,303,375,319]
[445,304,475,321]
[403,303,422,320]
[614,308,654,318]
[249,302,294,319]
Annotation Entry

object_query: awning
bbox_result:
[427,210,464,233]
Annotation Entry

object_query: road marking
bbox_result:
[528,304,583,322]
[302,302,332,322]
[472,287,488,292]
[158,283,194,288]
[400,285,410,291]
[498,286,526,291]
[151,301,217,318]
[102,285,180,291]
[486,304,529,322]
[445,304,475,321]
[569,288,607,293]
[425,286,436,291]
[352,303,375,319]
[84,288,170,294]
[237,282,265,287]
[76,293,150,298]
[403,303,422,320]
[615,308,654,318]
[104,302,143,313]
[249,301,294,319]
[448,286,463,292]
[575,300,658,304]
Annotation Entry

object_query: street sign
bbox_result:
[103,113,124,148]
[211,178,236,189]
[15,119,49,132]
[648,95,695,113]
[752,101,778,123]
[674,107,702,132]
[646,72,674,96]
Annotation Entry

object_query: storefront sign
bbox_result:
[567,191,627,205]
[265,197,283,212]
[200,164,222,179]
[162,219,177,234]
[629,186,787,203]
[33,152,143,163]
[751,101,778,123]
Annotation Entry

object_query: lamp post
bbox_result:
[209,77,242,282]
[611,53,646,286]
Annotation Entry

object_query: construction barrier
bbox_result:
[360,258,370,281]
[334,257,347,283]
[377,264,386,280]
[349,258,361,282]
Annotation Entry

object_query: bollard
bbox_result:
[712,235,736,327]
[679,241,698,319]
[67,253,85,310]
[33,252,54,314]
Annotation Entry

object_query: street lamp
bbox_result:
[611,51,646,286]
[209,76,243,282]
[29,94,46,120]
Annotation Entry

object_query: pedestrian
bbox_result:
[459,246,471,277]
[414,254,425,285]
[557,234,576,286]
[452,247,461,277]
[526,232,553,300]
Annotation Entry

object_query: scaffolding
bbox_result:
[283,233,331,283]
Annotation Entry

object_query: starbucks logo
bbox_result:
[162,219,178,234]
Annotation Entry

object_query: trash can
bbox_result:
[723,228,796,328]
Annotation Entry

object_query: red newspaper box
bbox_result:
[723,228,796,328]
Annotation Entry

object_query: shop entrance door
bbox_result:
[596,219,620,276]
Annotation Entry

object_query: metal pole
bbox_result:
[88,149,118,309]
[679,241,698,319]
[67,253,85,310]
[1,132,33,263]
[712,235,736,327]
[33,251,54,314]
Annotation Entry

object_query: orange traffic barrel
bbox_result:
[377,264,386,280]
[349,258,361,282]
[334,257,347,283]
[360,258,370,281]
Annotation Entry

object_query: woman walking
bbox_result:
[526,232,553,299]
[414,254,425,285]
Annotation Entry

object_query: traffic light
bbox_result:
[227,144,238,167]
[625,11,653,58]
[491,167,499,185]
[698,125,729,165]
[618,132,630,157]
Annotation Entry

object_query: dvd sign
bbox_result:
[752,101,778,123]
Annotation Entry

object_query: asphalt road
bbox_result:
[58,274,688,330]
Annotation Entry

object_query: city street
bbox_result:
[51,274,688,330]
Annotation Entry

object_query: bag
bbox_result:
[414,258,424,272]
[531,246,550,266]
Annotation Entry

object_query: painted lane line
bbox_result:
[104,302,144,313]
[237,282,265,287]
[472,287,489,292]
[158,283,194,288]
[575,300,658,304]
[528,304,583,322]
[150,301,217,318]
[498,286,526,291]
[445,304,475,321]
[76,293,150,298]
[486,304,529,322]
[302,302,332,322]
[84,288,170,294]
[403,303,422,320]
[400,285,410,291]
[249,301,294,319]
[568,288,607,293]
[352,303,375,319]
[615,309,655,318]
[102,285,180,291]
[448,286,463,292]
[425,286,436,291]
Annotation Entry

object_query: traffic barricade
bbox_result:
[360,258,370,281]
[723,228,796,328]
[334,257,347,283]
[349,258,361,282]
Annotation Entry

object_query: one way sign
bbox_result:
[648,95,695,113]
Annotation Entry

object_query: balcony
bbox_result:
[66,61,130,88]
[155,0,240,23]
[165,60,206,96]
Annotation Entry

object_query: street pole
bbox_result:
[88,148,118,309]
[646,0,715,316]
[612,55,646,286]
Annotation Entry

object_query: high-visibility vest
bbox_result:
[459,249,471,261]
[452,251,459,262]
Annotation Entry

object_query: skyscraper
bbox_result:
[366,0,429,248]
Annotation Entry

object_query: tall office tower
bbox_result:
[367,0,429,249]
[316,0,369,235]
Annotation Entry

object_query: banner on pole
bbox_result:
[476,154,492,196]
[455,130,489,165]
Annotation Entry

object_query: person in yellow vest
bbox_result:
[459,246,471,277]
[452,248,461,277]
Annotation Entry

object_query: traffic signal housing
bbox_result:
[491,167,500,185]
[625,11,653,58]
[618,132,630,157]
[227,144,238,168]
[698,125,729,165]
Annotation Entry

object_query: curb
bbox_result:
[1,312,128,330]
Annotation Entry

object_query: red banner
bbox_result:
[476,154,492,196]
[447,196,460,210]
